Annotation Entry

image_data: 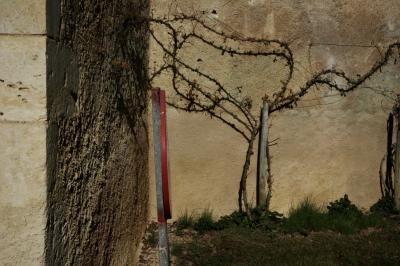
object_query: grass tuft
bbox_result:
[194,209,215,233]
[175,210,195,233]
[370,196,399,215]
[282,198,326,234]
[282,196,387,234]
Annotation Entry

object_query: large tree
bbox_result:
[46,1,149,265]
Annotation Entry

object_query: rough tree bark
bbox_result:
[46,1,149,265]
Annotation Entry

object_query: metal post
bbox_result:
[152,89,170,266]
[159,90,171,220]
[394,110,400,209]
[158,222,169,265]
[257,101,269,207]
[386,113,394,196]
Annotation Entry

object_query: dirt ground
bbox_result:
[139,220,400,266]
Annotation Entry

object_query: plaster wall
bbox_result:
[149,0,400,219]
[0,1,46,265]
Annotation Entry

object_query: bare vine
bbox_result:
[141,13,400,217]
[380,98,400,200]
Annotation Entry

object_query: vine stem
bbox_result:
[265,141,273,210]
[238,131,258,218]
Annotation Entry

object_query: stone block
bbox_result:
[0,0,46,34]
[0,121,46,265]
[0,35,46,90]
[0,80,46,122]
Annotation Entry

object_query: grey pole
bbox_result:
[152,89,170,266]
[394,111,400,209]
[257,101,269,207]
[386,113,394,196]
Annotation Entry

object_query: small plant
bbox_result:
[176,210,195,233]
[327,194,362,217]
[214,208,284,230]
[370,196,398,215]
[282,198,326,234]
[143,222,158,248]
[214,211,249,229]
[174,196,389,236]
[194,209,215,233]
[282,196,387,235]
[249,207,284,230]
[171,243,184,257]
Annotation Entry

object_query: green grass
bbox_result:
[282,198,327,234]
[175,209,216,234]
[175,210,195,233]
[370,195,399,214]
[193,209,215,233]
[282,197,387,234]
[176,196,389,235]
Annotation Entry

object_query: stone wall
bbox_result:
[149,0,400,218]
[0,0,46,265]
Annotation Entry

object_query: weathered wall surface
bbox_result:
[0,1,46,265]
[46,0,150,265]
[149,0,400,218]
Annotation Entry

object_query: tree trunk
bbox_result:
[46,1,150,265]
[265,140,273,210]
[238,133,256,218]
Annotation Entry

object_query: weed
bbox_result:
[249,208,284,230]
[282,198,326,234]
[171,243,184,257]
[194,209,215,233]
[175,196,388,236]
[327,194,362,217]
[214,211,248,229]
[213,207,284,231]
[143,222,158,248]
[370,196,398,215]
[282,196,387,235]
[175,210,195,233]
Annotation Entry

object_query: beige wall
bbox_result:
[149,0,400,219]
[0,1,46,265]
